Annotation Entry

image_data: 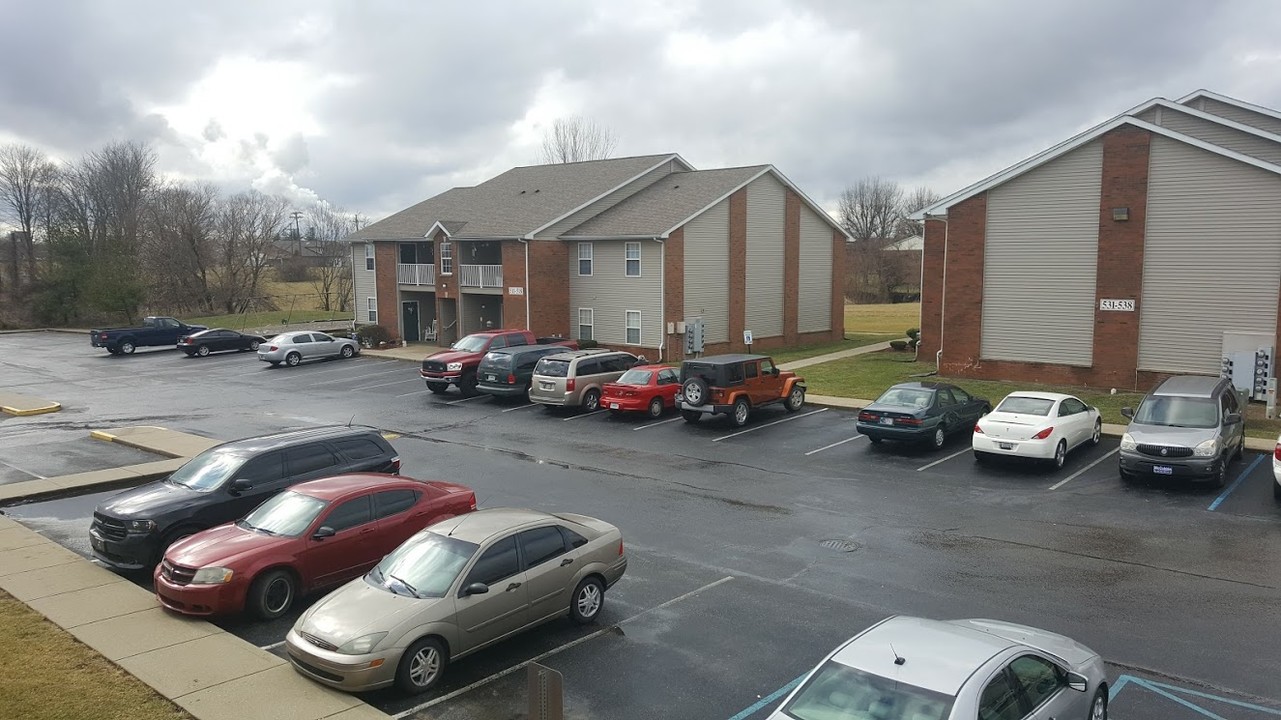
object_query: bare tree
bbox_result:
[211,191,290,314]
[540,116,619,164]
[899,185,941,240]
[143,182,219,311]
[0,143,58,286]
[838,177,915,304]
[307,204,353,312]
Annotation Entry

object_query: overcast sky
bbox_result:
[3,0,1280,224]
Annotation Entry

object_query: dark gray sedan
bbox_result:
[856,382,990,450]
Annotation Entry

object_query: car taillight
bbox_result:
[469,496,478,511]
[1032,427,1054,440]
[974,424,984,434]
[507,374,516,384]
[1274,443,1281,461]
[390,456,401,473]
[858,411,875,422]
[895,417,922,426]
[618,539,624,556]
[99,333,108,340]
[566,378,575,391]
[268,345,278,352]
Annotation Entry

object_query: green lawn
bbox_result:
[184,309,350,331]
[801,350,1281,440]
[845,302,920,335]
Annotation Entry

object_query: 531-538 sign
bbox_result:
[1099,298,1135,311]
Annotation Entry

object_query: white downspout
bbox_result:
[520,239,531,330]
[656,237,665,362]
[936,216,949,370]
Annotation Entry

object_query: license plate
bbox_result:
[879,417,894,425]
[91,537,105,553]
[610,403,619,410]
[486,374,497,382]
[998,442,1014,450]
[1153,465,1173,475]
[540,382,554,390]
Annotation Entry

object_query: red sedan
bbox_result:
[602,365,681,418]
[153,474,476,620]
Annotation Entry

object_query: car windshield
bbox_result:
[167,449,246,492]
[996,396,1055,416]
[451,334,490,352]
[535,358,570,377]
[1134,395,1219,429]
[239,491,327,537]
[480,352,512,370]
[875,387,934,409]
[367,531,478,598]
[617,369,653,385]
[780,661,954,720]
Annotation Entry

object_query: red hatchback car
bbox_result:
[602,365,682,418]
[154,474,476,620]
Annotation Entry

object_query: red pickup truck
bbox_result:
[421,329,578,395]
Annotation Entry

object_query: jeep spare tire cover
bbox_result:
[682,377,709,406]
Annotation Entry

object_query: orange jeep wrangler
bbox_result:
[676,353,805,427]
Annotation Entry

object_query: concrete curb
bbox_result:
[0,390,64,417]
[1,401,62,416]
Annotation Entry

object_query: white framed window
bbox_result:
[366,297,377,323]
[625,242,641,277]
[578,242,593,276]
[364,243,374,271]
[578,308,593,341]
[625,311,641,345]
[440,240,453,275]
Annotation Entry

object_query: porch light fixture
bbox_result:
[1112,207,1129,221]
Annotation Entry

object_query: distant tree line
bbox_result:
[0,141,358,326]
[837,177,939,304]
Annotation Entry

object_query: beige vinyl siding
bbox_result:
[1138,136,1281,373]
[1135,107,1159,124]
[538,159,688,239]
[569,239,661,346]
[683,199,730,344]
[981,140,1102,365]
[798,204,832,333]
[353,244,377,324]
[745,173,785,338]
[1195,98,1281,137]
[1155,108,1281,165]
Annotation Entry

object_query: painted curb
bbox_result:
[0,470,174,507]
[1,402,62,417]
[88,430,118,442]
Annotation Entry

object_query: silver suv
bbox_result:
[529,349,637,411]
[1119,375,1246,487]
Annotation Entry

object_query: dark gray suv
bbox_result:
[1118,376,1246,487]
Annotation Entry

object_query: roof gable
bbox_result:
[1177,89,1281,128]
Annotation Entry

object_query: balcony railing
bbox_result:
[459,264,503,288]
[397,263,435,286]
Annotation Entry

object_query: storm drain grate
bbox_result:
[820,539,861,552]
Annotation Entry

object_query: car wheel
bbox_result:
[1211,460,1228,489]
[196,344,210,357]
[729,397,751,427]
[569,577,605,624]
[1234,437,1244,461]
[930,426,946,450]
[682,377,709,407]
[784,385,804,412]
[1089,686,1108,720]
[647,397,664,418]
[1051,439,1067,470]
[119,341,135,355]
[582,388,601,412]
[1091,419,1102,446]
[395,637,447,695]
[249,340,261,351]
[285,352,302,367]
[427,382,449,394]
[681,409,701,424]
[249,569,296,620]
[340,344,355,359]
[459,372,479,397]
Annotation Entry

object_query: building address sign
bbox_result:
[1099,298,1135,312]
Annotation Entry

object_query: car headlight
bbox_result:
[126,519,156,533]
[190,567,234,584]
[1119,433,1136,451]
[446,362,463,372]
[1193,438,1218,457]
[337,632,388,655]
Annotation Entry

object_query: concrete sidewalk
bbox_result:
[0,515,387,720]
[0,390,62,416]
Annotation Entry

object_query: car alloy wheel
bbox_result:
[1091,420,1102,446]
[570,577,604,624]
[340,345,354,358]
[648,397,664,418]
[249,340,260,351]
[1053,440,1067,469]
[583,389,601,412]
[932,427,945,449]
[1091,688,1107,720]
[285,352,301,367]
[196,345,210,357]
[785,386,804,412]
[731,398,750,427]
[119,341,135,355]
[682,379,706,406]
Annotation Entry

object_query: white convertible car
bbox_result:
[973,392,1102,469]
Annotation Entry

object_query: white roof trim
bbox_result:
[423,221,453,239]
[1144,98,1281,143]
[911,115,1281,220]
[524,154,694,239]
[659,166,851,240]
[1176,89,1281,125]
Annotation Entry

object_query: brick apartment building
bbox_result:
[913,90,1281,390]
[349,154,848,361]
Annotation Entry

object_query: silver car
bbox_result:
[285,508,627,694]
[257,331,360,367]
[1118,375,1246,487]
[769,616,1109,720]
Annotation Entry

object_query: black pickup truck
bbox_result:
[90,316,207,355]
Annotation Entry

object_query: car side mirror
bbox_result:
[1225,412,1242,425]
[771,368,780,376]
[230,479,253,494]
[463,582,489,596]
[1120,406,1135,419]
[1066,671,1089,693]
[313,526,336,540]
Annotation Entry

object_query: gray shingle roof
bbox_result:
[347,154,680,242]
[561,166,769,238]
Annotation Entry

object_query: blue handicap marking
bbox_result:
[1110,673,1281,719]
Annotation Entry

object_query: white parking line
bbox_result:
[0,458,46,480]
[711,408,827,442]
[563,409,607,421]
[916,447,972,472]
[396,388,432,397]
[634,416,683,431]
[804,434,866,456]
[259,640,285,651]
[392,575,734,718]
[348,377,420,391]
[446,395,489,405]
[311,366,408,385]
[1048,447,1120,490]
[501,403,539,413]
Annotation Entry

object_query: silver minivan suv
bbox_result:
[1118,375,1246,487]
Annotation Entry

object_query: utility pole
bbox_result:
[290,211,304,255]
[352,213,363,233]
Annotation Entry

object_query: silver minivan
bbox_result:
[1119,375,1246,487]
[529,349,638,411]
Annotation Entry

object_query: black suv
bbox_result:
[476,345,568,399]
[90,426,399,571]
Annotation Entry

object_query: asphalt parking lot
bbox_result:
[2,330,1280,719]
